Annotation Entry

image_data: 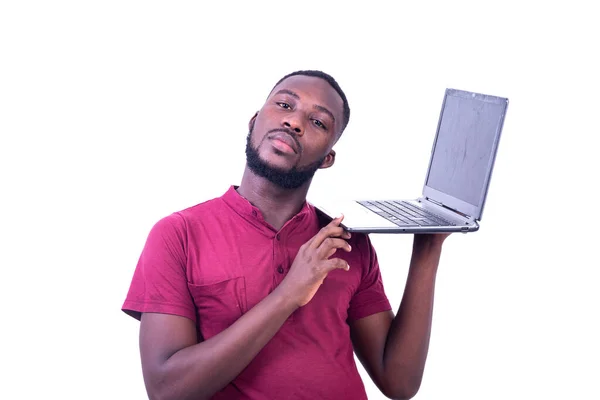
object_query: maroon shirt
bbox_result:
[123,186,392,399]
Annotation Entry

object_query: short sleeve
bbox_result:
[347,234,392,321]
[121,213,196,322]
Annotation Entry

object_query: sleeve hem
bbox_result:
[347,299,393,322]
[121,300,196,323]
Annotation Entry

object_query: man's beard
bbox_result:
[245,130,325,190]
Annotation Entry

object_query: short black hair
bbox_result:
[272,70,351,135]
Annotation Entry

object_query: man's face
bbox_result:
[245,75,344,189]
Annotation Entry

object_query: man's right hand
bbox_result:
[275,215,352,308]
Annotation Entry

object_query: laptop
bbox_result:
[313,88,509,233]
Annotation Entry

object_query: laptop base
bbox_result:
[314,198,479,234]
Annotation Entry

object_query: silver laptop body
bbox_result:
[313,88,509,234]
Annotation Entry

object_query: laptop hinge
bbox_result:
[425,197,471,219]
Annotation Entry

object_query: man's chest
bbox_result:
[183,230,364,339]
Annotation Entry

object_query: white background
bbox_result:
[1,1,599,399]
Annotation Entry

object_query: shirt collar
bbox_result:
[221,185,315,233]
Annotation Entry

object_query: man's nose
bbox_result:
[283,116,303,135]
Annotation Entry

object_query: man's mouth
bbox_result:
[269,131,299,154]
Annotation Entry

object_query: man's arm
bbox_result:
[349,234,448,400]
[141,291,296,400]
[139,217,352,400]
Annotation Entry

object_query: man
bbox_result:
[122,70,449,400]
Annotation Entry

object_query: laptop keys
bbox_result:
[358,201,418,226]
[358,200,456,227]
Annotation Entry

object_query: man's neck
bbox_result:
[236,168,311,231]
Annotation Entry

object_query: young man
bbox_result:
[122,70,449,400]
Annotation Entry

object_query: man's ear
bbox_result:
[248,112,259,131]
[320,149,336,169]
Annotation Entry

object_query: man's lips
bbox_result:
[269,131,299,154]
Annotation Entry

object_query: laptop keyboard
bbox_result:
[357,200,456,227]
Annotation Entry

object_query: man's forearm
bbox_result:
[149,288,298,400]
[382,237,443,397]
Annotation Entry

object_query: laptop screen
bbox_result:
[425,89,507,212]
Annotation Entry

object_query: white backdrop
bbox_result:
[1,1,599,399]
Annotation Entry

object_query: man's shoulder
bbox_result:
[176,196,225,218]
[175,186,241,221]
[150,193,230,235]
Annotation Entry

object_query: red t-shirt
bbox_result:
[122,186,392,399]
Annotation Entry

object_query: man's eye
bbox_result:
[277,102,291,109]
[313,119,327,130]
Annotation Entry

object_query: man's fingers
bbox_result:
[309,215,350,249]
[323,258,350,273]
[318,237,352,259]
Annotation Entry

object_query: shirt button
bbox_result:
[275,234,281,241]
[277,266,284,274]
